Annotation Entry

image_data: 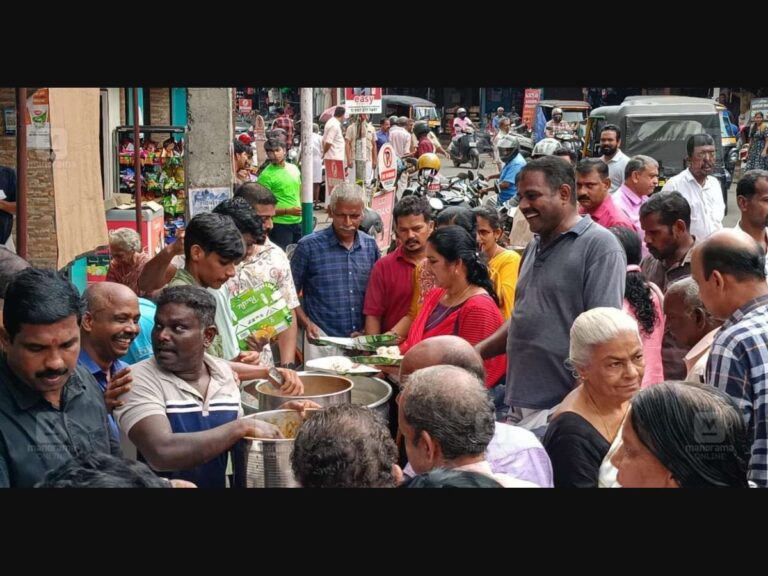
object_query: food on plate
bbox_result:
[329,357,354,372]
[376,346,402,358]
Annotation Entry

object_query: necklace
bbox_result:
[584,386,625,443]
[442,284,472,307]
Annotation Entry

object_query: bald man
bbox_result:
[398,366,537,487]
[398,336,553,487]
[79,282,140,438]
[692,230,768,487]
[663,277,722,384]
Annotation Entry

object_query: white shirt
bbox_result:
[601,149,629,193]
[322,117,346,161]
[661,168,724,240]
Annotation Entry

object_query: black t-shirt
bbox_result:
[543,411,610,488]
[0,167,17,244]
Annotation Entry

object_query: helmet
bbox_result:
[496,134,520,161]
[457,107,467,115]
[552,107,563,115]
[418,152,441,171]
[413,121,430,138]
[532,138,563,158]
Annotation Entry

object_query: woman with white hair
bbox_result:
[106,227,152,296]
[543,307,644,487]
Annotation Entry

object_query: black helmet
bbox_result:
[413,121,430,138]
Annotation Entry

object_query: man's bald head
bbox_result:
[400,336,485,383]
[694,229,766,284]
[83,282,139,314]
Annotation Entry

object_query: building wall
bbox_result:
[148,88,170,125]
[187,88,234,190]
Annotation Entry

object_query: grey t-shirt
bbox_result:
[506,216,626,410]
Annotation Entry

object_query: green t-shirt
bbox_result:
[258,162,302,225]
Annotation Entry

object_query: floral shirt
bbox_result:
[225,239,300,366]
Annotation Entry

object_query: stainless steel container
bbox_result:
[244,372,353,413]
[349,376,393,424]
[232,409,316,488]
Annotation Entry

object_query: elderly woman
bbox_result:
[543,307,644,488]
[400,225,506,388]
[106,228,152,296]
[474,207,520,320]
[611,381,750,488]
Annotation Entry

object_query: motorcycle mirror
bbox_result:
[467,170,475,180]
[429,198,444,212]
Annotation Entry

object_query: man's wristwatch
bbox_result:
[281,362,297,370]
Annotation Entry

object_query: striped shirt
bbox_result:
[114,354,243,488]
[291,225,380,337]
[706,294,768,487]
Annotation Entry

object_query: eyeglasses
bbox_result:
[693,150,716,159]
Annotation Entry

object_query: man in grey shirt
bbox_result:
[476,157,626,435]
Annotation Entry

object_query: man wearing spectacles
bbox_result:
[659,133,724,241]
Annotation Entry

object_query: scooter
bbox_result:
[450,127,486,170]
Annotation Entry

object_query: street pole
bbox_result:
[355,115,366,190]
[300,87,314,237]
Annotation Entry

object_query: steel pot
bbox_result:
[349,376,393,424]
[232,409,318,488]
[243,372,353,413]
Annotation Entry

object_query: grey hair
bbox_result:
[666,277,708,318]
[568,307,641,369]
[401,365,494,460]
[329,182,366,210]
[624,155,658,180]
[108,227,141,253]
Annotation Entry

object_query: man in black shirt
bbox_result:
[0,268,120,487]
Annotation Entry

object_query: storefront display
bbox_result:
[115,125,187,245]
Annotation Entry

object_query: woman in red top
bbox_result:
[401,225,507,387]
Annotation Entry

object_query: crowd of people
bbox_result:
[0,105,766,489]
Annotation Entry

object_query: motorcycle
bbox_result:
[450,127,486,170]
[553,130,584,161]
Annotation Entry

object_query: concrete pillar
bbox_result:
[186,88,234,192]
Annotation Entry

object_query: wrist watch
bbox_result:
[281,362,297,370]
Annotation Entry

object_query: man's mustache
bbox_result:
[36,368,68,378]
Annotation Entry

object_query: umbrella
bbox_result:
[319,105,349,124]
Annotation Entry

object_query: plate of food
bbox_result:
[311,334,398,352]
[350,346,404,366]
[304,356,381,376]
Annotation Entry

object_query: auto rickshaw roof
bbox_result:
[590,96,718,118]
[382,95,437,107]
[537,100,592,110]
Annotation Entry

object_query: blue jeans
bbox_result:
[269,222,303,251]
[491,382,508,422]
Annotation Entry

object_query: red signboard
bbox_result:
[238,98,252,113]
[324,159,346,193]
[522,88,542,129]
[344,87,383,114]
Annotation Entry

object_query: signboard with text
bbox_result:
[324,159,346,193]
[377,143,397,191]
[344,87,383,115]
[370,189,396,251]
[522,88,542,130]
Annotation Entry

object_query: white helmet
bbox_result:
[457,107,467,115]
[532,138,563,158]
